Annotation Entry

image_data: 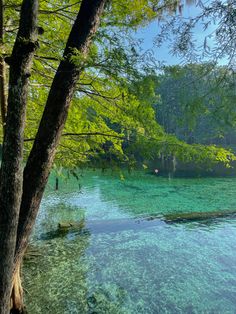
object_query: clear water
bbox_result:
[24,170,236,313]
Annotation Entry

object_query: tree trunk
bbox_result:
[10,264,24,314]
[0,0,7,131]
[14,0,106,271]
[0,57,7,129]
[0,0,38,312]
[0,0,106,312]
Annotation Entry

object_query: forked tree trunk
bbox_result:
[0,0,106,312]
[0,0,38,312]
[14,0,106,271]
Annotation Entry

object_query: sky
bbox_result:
[137,19,182,65]
[135,3,222,67]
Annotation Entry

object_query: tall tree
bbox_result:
[0,0,39,311]
[0,0,106,312]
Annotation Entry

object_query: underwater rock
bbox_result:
[58,219,85,230]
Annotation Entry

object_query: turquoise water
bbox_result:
[24,171,236,313]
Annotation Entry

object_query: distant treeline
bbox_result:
[98,63,236,176]
[155,64,236,148]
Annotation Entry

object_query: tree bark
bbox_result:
[10,264,24,314]
[0,0,38,312]
[0,57,7,129]
[14,0,106,271]
[0,0,7,131]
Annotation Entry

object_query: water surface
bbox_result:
[24,171,236,313]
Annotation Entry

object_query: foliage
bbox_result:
[155,63,236,145]
[126,133,236,169]
[155,0,236,67]
[1,0,235,170]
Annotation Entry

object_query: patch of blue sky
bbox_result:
[135,3,229,66]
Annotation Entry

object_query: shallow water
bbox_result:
[24,171,236,313]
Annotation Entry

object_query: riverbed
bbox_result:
[24,170,236,313]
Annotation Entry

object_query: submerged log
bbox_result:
[56,218,162,235]
[164,209,236,223]
[40,209,236,240]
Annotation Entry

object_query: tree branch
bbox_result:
[24,131,125,142]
